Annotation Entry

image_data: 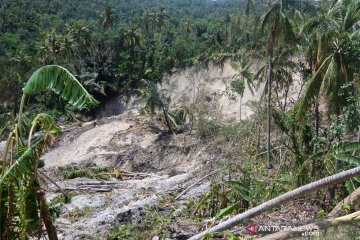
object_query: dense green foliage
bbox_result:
[0,0,317,135]
[0,0,250,124]
[1,0,360,239]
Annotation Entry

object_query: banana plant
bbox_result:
[333,142,360,191]
[0,65,98,240]
[230,54,255,122]
[304,141,360,173]
[333,142,360,166]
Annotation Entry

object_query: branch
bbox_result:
[253,145,286,157]
[188,166,360,240]
[176,142,234,200]
[39,170,66,195]
[175,168,224,200]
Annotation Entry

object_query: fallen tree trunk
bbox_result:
[329,187,360,217]
[257,211,360,240]
[188,166,360,240]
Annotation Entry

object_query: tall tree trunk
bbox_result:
[312,98,320,175]
[335,115,341,171]
[38,190,58,240]
[352,126,360,156]
[3,184,14,240]
[267,54,273,169]
[163,108,174,134]
[335,143,341,171]
[245,0,250,44]
[283,81,290,111]
[188,166,360,240]
[239,95,242,122]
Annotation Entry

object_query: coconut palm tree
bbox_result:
[62,33,76,60]
[38,30,63,64]
[123,28,143,55]
[260,1,296,169]
[181,18,193,38]
[298,0,360,171]
[143,7,156,34]
[101,6,116,30]
[228,16,243,48]
[0,65,98,240]
[271,47,297,110]
[123,27,144,77]
[244,0,256,44]
[156,7,168,30]
[230,55,255,121]
[295,9,336,172]
[66,22,92,57]
[298,0,360,117]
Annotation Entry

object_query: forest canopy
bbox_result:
[1,0,360,239]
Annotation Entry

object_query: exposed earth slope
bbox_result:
[41,114,215,239]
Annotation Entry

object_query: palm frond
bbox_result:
[260,3,280,33]
[301,14,339,37]
[139,79,167,110]
[322,55,338,92]
[342,0,360,31]
[280,13,296,44]
[351,28,360,38]
[324,53,350,114]
[297,55,332,117]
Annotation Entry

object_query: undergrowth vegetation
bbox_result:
[107,204,173,240]
[58,165,109,180]
[1,0,360,239]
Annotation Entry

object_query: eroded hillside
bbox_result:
[40,113,222,239]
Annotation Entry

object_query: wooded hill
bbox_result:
[1,0,360,239]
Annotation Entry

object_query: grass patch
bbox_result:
[48,191,75,219]
[70,206,94,218]
[106,204,173,240]
[58,165,109,179]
